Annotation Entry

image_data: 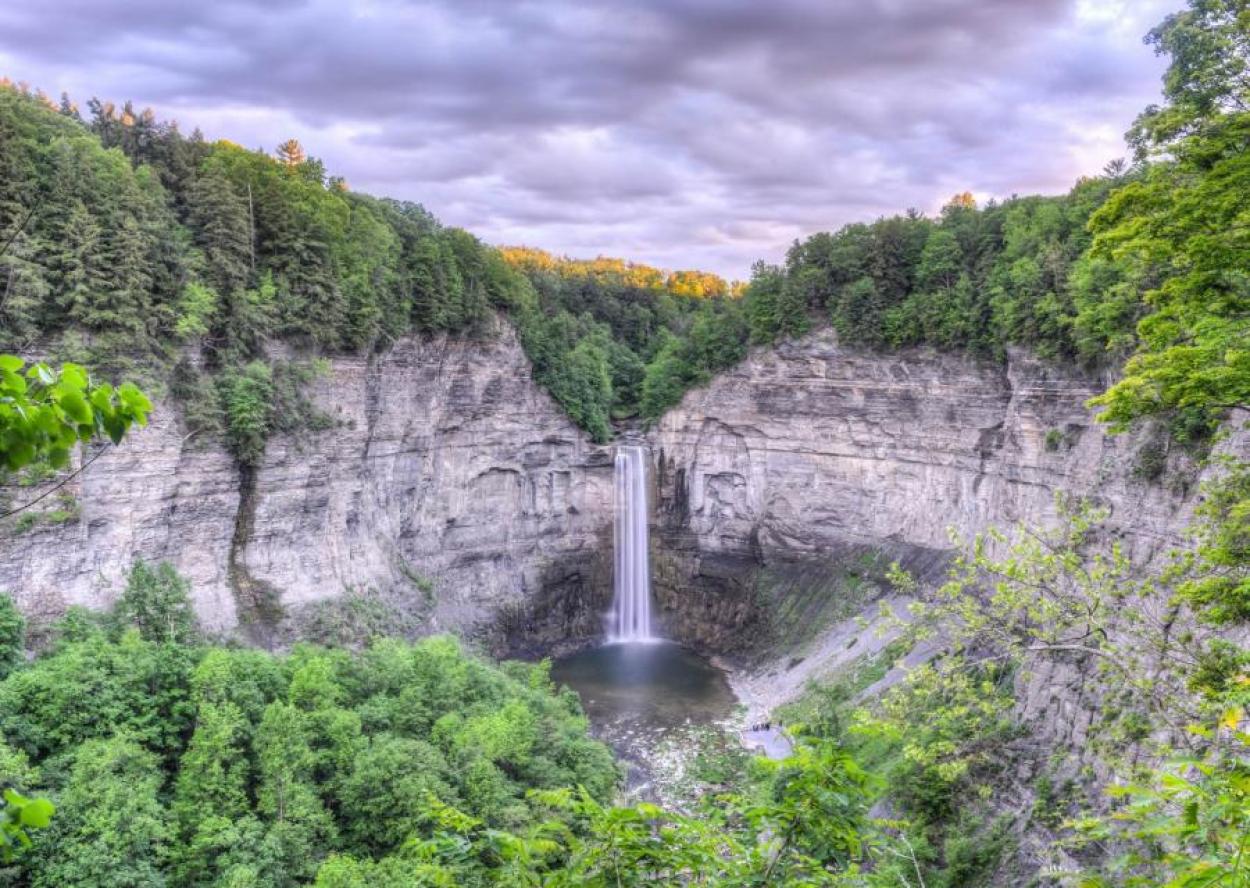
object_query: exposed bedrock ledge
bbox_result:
[0,323,1225,661]
[648,328,1204,656]
[0,324,615,651]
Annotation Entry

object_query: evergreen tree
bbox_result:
[276,139,306,168]
[91,212,153,337]
[48,201,102,332]
[187,166,253,297]
[57,92,79,120]
[0,594,24,681]
[0,230,50,349]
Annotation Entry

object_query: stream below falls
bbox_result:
[550,641,738,800]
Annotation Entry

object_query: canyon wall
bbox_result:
[1,322,1220,662]
[650,328,1199,652]
[0,324,614,650]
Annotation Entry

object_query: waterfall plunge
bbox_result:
[610,445,657,643]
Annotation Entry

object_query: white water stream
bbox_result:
[610,444,656,642]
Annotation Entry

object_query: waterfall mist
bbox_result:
[610,444,656,642]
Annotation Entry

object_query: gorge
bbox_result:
[2,8,1249,879]
[4,312,1233,883]
[1,324,1200,660]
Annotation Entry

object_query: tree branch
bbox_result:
[0,445,110,520]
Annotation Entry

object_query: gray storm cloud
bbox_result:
[0,0,1175,277]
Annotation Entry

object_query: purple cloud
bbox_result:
[0,0,1176,277]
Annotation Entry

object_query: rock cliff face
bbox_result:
[650,328,1196,652]
[0,326,614,650]
[0,323,1214,661]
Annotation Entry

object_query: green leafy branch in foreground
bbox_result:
[0,789,54,864]
[1069,724,1250,888]
[865,486,1250,886]
[0,356,151,855]
[0,354,151,475]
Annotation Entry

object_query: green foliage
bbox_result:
[0,559,627,885]
[1175,460,1250,624]
[855,659,1017,826]
[174,280,218,340]
[1127,0,1250,153]
[0,355,150,473]
[218,360,274,466]
[29,734,172,888]
[1071,728,1250,888]
[111,559,198,644]
[0,789,53,864]
[0,84,543,453]
[1086,1,1250,436]
[297,587,416,648]
[748,181,1131,364]
[0,554,897,887]
[0,594,24,680]
[0,625,198,764]
[503,247,746,430]
[1084,120,1250,434]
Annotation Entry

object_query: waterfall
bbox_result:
[610,444,656,642]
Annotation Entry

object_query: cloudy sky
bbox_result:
[0,0,1177,278]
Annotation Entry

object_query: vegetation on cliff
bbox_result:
[0,0,1248,884]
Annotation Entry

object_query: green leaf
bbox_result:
[103,415,126,445]
[4,441,34,471]
[59,364,88,391]
[47,446,70,469]
[1,370,27,396]
[90,386,114,412]
[57,391,93,425]
[19,799,54,829]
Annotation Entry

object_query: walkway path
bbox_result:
[740,725,793,760]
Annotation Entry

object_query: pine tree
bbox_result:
[49,201,102,331]
[57,92,79,120]
[0,230,50,348]
[275,139,306,168]
[92,212,153,337]
[188,167,253,296]
[410,235,457,331]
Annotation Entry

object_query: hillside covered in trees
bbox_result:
[0,73,1186,450]
[1,0,1250,884]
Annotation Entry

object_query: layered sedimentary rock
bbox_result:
[0,321,1219,661]
[650,328,1198,651]
[0,325,614,649]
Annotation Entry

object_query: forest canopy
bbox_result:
[0,74,1186,449]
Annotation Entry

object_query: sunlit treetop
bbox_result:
[499,246,734,298]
